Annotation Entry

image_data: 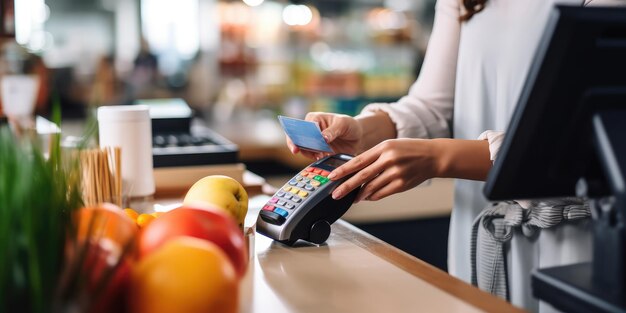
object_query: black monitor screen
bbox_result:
[484,6,626,201]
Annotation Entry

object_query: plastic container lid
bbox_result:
[97,105,150,122]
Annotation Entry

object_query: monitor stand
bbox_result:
[532,110,626,313]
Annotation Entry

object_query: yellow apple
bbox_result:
[183,175,248,226]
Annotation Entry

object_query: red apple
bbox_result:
[86,243,132,313]
[138,206,247,277]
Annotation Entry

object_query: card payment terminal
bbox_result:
[256,154,360,245]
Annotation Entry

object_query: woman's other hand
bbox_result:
[328,139,438,202]
[329,138,492,202]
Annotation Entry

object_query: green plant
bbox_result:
[0,125,82,313]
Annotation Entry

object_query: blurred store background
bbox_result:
[1,0,434,118]
[1,0,452,271]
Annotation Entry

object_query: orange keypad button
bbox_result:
[313,168,323,174]
[306,167,315,172]
[320,170,331,177]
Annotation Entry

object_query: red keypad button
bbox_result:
[263,205,275,211]
[320,170,331,177]
[306,167,315,172]
[313,168,323,174]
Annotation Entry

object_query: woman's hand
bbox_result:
[329,139,439,202]
[286,112,364,160]
[329,138,492,202]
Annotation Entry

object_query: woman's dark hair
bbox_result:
[460,0,487,21]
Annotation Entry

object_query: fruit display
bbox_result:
[3,147,250,313]
[124,175,250,312]
[183,175,249,227]
[65,201,248,313]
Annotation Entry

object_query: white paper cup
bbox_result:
[1,75,38,117]
[98,105,155,198]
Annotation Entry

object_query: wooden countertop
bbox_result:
[240,218,525,313]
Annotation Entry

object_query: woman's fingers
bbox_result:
[329,145,378,180]
[364,178,405,201]
[328,155,356,180]
[354,170,394,203]
[330,150,386,200]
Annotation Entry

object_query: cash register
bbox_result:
[136,99,238,168]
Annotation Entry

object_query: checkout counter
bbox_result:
[147,114,520,313]
[155,176,523,313]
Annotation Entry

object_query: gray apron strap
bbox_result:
[470,200,590,301]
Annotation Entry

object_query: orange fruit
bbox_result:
[129,237,239,313]
[136,214,155,228]
[124,208,139,222]
[75,203,136,246]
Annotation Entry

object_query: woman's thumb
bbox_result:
[322,122,345,143]
[321,129,334,143]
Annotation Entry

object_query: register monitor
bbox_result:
[484,6,626,200]
[483,5,626,313]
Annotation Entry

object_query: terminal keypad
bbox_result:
[261,166,332,225]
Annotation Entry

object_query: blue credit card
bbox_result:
[278,115,334,153]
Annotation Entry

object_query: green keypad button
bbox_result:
[312,175,329,185]
[314,176,329,184]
